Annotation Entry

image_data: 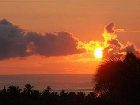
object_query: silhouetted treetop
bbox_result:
[95,52,140,105]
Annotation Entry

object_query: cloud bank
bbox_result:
[0,19,84,60]
[0,19,139,60]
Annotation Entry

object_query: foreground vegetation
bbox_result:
[0,84,102,105]
[95,53,140,105]
[1,53,140,105]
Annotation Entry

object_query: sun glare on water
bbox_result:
[94,48,103,59]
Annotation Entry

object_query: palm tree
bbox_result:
[23,84,34,95]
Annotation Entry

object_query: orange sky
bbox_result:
[0,0,140,74]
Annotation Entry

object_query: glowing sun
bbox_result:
[94,48,103,59]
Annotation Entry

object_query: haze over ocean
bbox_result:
[0,74,93,92]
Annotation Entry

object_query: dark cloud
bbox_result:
[105,22,115,33]
[0,19,28,59]
[26,32,84,56]
[108,39,122,47]
[0,19,84,60]
[121,42,139,55]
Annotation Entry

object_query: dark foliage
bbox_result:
[0,84,101,105]
[95,53,140,105]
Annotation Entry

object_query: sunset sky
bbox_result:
[0,0,140,74]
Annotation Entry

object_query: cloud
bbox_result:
[121,42,139,55]
[103,23,140,59]
[26,32,84,56]
[108,39,122,47]
[0,19,28,59]
[104,22,115,33]
[78,22,140,60]
[0,19,139,60]
[0,19,84,60]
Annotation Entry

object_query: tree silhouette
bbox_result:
[95,52,140,105]
[42,86,51,96]
[0,86,6,95]
[23,84,34,95]
[7,85,21,96]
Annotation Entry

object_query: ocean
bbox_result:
[0,74,94,93]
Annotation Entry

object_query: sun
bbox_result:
[94,47,103,59]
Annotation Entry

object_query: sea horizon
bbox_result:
[0,74,94,93]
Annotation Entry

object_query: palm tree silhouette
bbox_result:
[23,84,34,95]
